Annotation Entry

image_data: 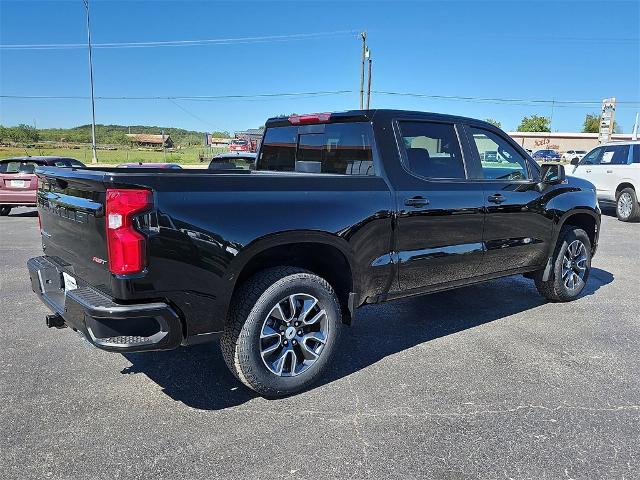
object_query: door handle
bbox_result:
[487,194,507,204]
[586,169,592,173]
[404,196,430,208]
[607,170,613,173]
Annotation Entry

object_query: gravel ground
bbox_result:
[1,207,638,479]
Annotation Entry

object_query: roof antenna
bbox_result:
[632,112,639,141]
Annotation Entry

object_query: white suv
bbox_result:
[561,150,587,163]
[569,141,640,221]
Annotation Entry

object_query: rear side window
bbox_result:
[0,161,39,174]
[600,144,631,165]
[398,121,465,179]
[259,126,297,171]
[258,122,375,175]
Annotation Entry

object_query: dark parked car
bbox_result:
[208,152,256,170]
[0,156,85,216]
[116,162,182,169]
[27,110,600,397]
[532,149,561,161]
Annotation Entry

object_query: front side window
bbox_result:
[468,127,530,180]
[398,121,465,179]
[600,144,631,165]
[580,147,603,165]
[257,122,374,175]
[633,145,640,164]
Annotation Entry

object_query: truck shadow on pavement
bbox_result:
[120,268,613,410]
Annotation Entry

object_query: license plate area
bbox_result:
[10,179,27,188]
[63,272,78,292]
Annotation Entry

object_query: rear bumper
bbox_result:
[27,256,183,352]
[0,189,37,206]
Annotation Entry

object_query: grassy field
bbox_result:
[0,144,228,165]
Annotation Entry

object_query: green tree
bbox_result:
[582,113,600,133]
[484,118,501,128]
[0,124,40,143]
[582,113,622,134]
[516,115,551,132]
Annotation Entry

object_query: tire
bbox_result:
[0,206,11,216]
[534,226,592,302]
[221,266,342,397]
[615,188,640,222]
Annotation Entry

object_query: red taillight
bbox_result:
[105,188,152,275]
[288,113,331,125]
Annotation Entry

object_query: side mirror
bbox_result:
[570,158,580,166]
[540,163,566,184]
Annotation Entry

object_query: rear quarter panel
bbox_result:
[135,173,394,334]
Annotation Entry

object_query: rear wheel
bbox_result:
[616,188,640,222]
[221,267,342,397]
[535,226,592,302]
[0,206,11,216]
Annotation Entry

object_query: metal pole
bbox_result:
[359,32,366,109]
[366,56,372,110]
[83,0,98,163]
[162,129,167,162]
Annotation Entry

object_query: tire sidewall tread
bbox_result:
[616,188,640,222]
[535,226,592,302]
[221,266,342,397]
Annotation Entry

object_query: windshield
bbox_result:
[0,161,39,174]
[231,140,248,145]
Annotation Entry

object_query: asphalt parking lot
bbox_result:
[1,207,638,479]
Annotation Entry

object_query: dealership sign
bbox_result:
[599,97,616,143]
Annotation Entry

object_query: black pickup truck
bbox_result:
[27,110,600,397]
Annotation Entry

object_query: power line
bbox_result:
[0,90,354,101]
[0,30,359,50]
[167,98,220,130]
[372,91,640,108]
[2,91,639,108]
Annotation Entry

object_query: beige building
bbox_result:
[508,132,634,153]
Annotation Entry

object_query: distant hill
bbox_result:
[38,124,231,146]
[0,123,231,146]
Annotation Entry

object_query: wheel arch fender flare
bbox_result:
[225,230,359,298]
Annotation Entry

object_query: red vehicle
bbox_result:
[228,139,256,153]
[0,156,85,216]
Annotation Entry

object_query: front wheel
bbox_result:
[535,226,592,302]
[221,267,342,397]
[616,188,640,222]
[0,206,11,216]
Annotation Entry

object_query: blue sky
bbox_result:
[1,0,639,133]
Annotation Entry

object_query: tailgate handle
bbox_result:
[404,196,430,208]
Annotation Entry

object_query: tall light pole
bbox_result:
[365,48,372,110]
[359,32,367,109]
[83,0,98,163]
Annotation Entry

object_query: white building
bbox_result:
[508,132,634,153]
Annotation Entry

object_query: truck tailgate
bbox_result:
[36,168,112,294]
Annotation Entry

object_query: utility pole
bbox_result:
[162,129,167,162]
[83,0,98,163]
[359,32,367,109]
[365,48,372,110]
